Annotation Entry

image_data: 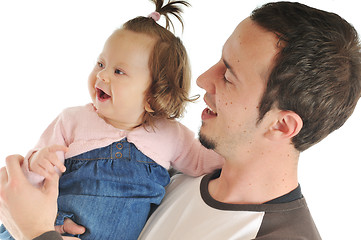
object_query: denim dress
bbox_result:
[0,138,170,240]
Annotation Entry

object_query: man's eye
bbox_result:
[223,76,231,84]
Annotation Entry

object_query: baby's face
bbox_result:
[88,29,156,130]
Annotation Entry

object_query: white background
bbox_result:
[0,0,360,239]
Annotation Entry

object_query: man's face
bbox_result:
[197,18,279,159]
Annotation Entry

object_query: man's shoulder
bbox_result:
[167,173,203,191]
[256,198,322,239]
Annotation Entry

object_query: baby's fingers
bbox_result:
[46,153,66,173]
[48,145,68,153]
[40,159,58,174]
[49,157,66,173]
[31,164,51,179]
[47,145,67,172]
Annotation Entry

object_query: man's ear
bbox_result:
[266,111,303,140]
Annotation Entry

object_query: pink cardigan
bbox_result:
[23,104,224,185]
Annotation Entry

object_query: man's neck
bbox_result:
[208,148,299,205]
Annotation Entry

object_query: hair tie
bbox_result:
[148,11,161,22]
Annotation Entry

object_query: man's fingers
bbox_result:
[0,167,8,186]
[55,225,65,234]
[55,219,86,236]
[5,155,25,181]
[62,237,81,240]
[0,167,9,201]
[63,218,86,235]
[42,171,59,197]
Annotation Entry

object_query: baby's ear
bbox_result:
[265,111,303,141]
[144,101,154,113]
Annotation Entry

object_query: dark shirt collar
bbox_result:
[208,169,302,205]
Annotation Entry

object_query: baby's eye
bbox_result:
[97,62,104,68]
[115,69,125,75]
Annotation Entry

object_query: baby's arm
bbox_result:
[171,122,225,176]
[22,112,70,186]
[29,145,68,179]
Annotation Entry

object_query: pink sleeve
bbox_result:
[22,113,68,186]
[171,123,224,177]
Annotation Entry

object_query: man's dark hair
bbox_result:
[251,1,361,151]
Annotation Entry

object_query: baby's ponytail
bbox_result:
[122,0,195,127]
[150,0,190,32]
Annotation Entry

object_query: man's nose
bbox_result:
[196,63,218,94]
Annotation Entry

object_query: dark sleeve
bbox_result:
[33,231,62,240]
[256,199,321,240]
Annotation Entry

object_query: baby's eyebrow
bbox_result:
[97,53,106,59]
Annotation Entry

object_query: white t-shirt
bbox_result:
[139,171,321,240]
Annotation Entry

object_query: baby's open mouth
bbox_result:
[96,87,111,101]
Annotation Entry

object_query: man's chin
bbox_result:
[198,132,216,150]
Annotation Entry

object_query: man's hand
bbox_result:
[55,218,86,237]
[0,155,59,240]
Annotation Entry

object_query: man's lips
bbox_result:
[203,96,217,115]
[96,87,111,102]
[201,101,217,120]
[206,104,217,115]
[201,107,217,121]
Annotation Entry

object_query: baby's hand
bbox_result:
[29,145,68,178]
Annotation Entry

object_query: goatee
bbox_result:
[198,132,216,150]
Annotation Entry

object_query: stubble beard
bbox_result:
[198,130,216,150]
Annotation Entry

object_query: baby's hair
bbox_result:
[121,0,197,127]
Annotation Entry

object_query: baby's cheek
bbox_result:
[88,88,96,102]
[87,82,96,99]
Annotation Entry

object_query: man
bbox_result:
[139,2,361,238]
[1,2,360,239]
